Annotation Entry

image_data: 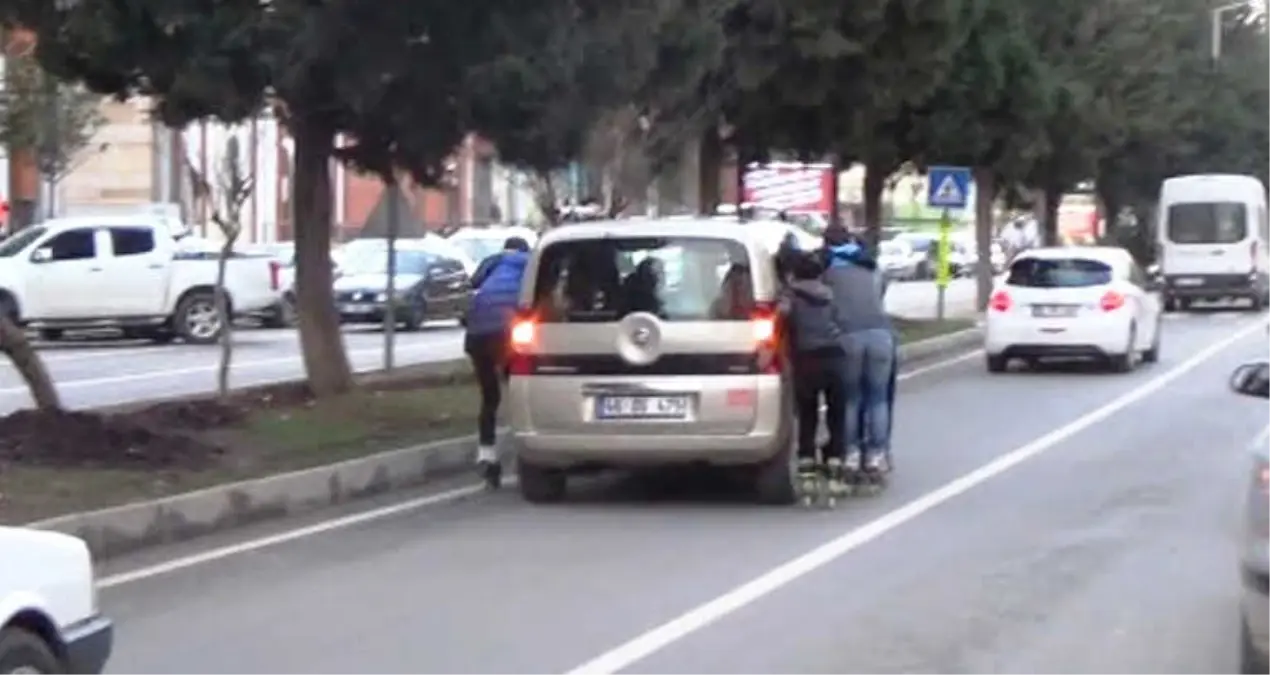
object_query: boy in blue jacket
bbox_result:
[464,236,531,487]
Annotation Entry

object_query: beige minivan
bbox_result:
[504,218,798,504]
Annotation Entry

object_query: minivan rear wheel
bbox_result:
[516,457,567,504]
[752,443,797,505]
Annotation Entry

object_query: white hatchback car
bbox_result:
[984,246,1163,373]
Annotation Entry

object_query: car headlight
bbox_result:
[375,292,387,302]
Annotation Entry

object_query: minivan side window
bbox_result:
[531,237,752,322]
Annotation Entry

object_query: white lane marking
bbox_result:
[11,345,178,365]
[0,341,456,396]
[97,481,497,589]
[564,316,1268,675]
[94,347,984,589]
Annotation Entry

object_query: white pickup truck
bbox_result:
[0,527,113,673]
[0,216,283,344]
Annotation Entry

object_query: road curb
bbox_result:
[29,434,482,560]
[28,327,983,560]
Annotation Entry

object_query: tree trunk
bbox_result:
[973,167,996,312]
[215,234,237,398]
[862,161,886,252]
[1041,183,1062,246]
[697,127,722,215]
[0,317,60,410]
[533,169,561,226]
[291,117,354,397]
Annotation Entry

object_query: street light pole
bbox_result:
[1210,0,1252,60]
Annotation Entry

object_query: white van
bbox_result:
[1157,174,1270,311]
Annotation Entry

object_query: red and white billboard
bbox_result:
[742,162,835,214]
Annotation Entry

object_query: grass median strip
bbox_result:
[0,361,482,525]
[0,317,974,524]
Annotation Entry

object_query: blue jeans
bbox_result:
[843,328,896,455]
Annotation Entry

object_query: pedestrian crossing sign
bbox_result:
[926,165,971,209]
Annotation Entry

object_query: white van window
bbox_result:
[1166,202,1247,244]
[532,237,753,322]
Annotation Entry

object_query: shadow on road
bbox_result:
[562,465,778,507]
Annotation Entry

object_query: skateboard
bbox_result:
[797,458,848,508]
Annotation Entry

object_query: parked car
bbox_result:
[877,239,918,280]
[893,233,937,280]
[447,225,539,266]
[333,240,471,330]
[0,217,282,344]
[1231,360,1270,674]
[983,246,1163,373]
[0,526,113,673]
[237,242,299,328]
[504,218,796,504]
[343,235,478,276]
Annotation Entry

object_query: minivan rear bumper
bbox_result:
[1164,273,1261,298]
[511,430,787,468]
[507,372,790,469]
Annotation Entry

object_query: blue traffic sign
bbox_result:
[926,165,972,209]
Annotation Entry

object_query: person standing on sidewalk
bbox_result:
[463,236,532,487]
[819,226,896,475]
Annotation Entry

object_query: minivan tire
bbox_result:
[516,457,567,504]
[0,626,63,674]
[752,443,797,505]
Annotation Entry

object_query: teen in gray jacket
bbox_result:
[819,231,896,474]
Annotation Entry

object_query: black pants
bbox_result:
[792,349,847,461]
[464,332,507,447]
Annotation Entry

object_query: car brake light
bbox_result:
[1100,290,1125,311]
[751,303,782,374]
[989,290,1011,312]
[751,314,776,345]
[267,260,281,291]
[510,317,536,351]
[1258,465,1269,492]
[507,316,536,376]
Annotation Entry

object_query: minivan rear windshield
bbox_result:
[1006,258,1113,288]
[1167,202,1247,244]
[531,237,754,322]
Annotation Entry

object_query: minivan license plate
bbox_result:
[595,395,689,420]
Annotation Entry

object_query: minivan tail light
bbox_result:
[510,316,536,351]
[268,260,281,291]
[1099,290,1125,311]
[507,316,536,376]
[751,303,782,374]
[989,290,1011,312]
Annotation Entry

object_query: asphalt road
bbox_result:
[0,324,468,414]
[0,280,975,414]
[96,308,1268,674]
